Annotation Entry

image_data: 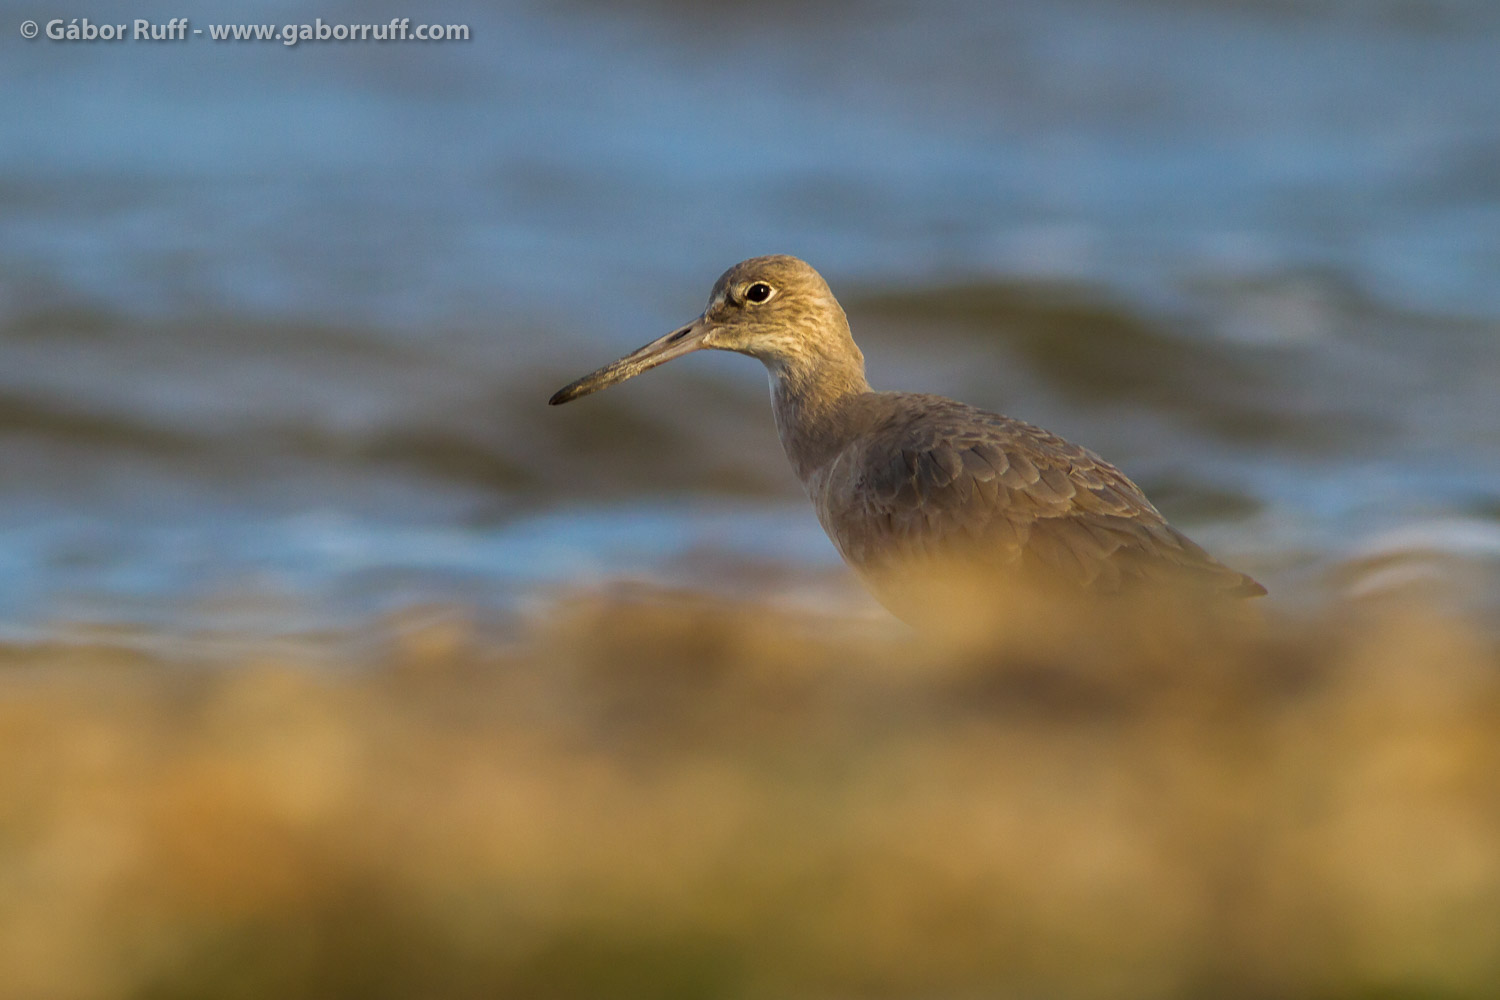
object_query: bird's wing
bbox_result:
[827,396,1264,596]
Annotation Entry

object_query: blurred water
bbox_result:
[2,0,1498,633]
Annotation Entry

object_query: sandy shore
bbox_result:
[1,590,1497,999]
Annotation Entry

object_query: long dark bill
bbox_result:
[548,316,710,405]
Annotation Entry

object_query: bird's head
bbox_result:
[549,255,857,405]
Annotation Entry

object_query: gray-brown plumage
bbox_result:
[550,255,1264,619]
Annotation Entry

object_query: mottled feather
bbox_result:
[816,393,1265,599]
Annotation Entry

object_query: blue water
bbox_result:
[3,0,1498,632]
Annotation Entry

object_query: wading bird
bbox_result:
[550,256,1263,623]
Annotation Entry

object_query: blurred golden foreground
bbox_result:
[2,590,1498,1000]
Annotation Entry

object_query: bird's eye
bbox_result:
[744,282,774,304]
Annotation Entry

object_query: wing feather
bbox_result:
[824,394,1265,597]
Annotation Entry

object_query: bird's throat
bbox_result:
[768,354,870,487]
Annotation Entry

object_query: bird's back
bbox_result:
[808,392,1264,616]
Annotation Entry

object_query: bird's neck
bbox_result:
[766,338,871,486]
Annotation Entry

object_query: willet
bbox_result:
[550,256,1264,620]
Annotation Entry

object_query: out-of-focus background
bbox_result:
[4,3,1500,999]
[4,0,1498,637]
